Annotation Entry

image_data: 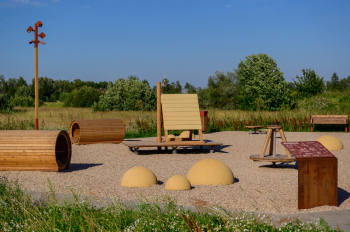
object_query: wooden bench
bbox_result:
[310,115,348,132]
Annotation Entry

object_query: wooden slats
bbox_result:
[161,94,201,131]
[69,119,125,145]
[0,130,71,172]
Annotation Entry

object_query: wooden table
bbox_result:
[244,125,264,134]
[282,141,338,209]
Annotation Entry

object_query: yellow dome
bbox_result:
[187,159,234,185]
[165,175,191,190]
[317,135,343,151]
[121,167,157,187]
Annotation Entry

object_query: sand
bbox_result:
[1,131,349,214]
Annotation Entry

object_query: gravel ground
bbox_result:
[1,131,349,214]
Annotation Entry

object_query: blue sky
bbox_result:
[0,0,349,88]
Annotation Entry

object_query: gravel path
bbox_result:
[1,131,349,214]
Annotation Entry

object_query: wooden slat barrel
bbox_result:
[0,130,72,172]
[69,119,125,145]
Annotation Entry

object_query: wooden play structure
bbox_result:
[69,119,125,145]
[310,115,348,132]
[0,130,71,171]
[250,125,296,167]
[123,82,222,154]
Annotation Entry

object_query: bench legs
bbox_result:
[346,126,348,133]
[311,126,313,132]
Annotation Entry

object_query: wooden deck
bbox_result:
[123,140,223,155]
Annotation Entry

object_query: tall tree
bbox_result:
[237,53,293,110]
[293,69,325,97]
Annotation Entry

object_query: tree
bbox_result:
[63,86,102,107]
[184,82,198,94]
[237,53,293,111]
[161,78,182,94]
[92,76,156,111]
[339,76,350,91]
[198,70,239,109]
[293,69,325,97]
[326,72,340,92]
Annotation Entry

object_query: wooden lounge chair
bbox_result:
[161,94,204,145]
[123,82,222,154]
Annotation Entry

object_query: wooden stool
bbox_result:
[250,125,295,167]
[244,125,263,134]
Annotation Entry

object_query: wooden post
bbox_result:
[157,82,162,143]
[34,34,39,130]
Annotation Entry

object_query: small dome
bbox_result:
[317,135,343,151]
[187,159,234,185]
[165,175,191,190]
[121,167,157,187]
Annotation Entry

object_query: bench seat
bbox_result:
[310,115,348,132]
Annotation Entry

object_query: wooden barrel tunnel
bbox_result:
[69,119,125,145]
[0,130,72,172]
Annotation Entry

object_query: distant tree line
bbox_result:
[1,53,349,112]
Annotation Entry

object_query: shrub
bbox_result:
[63,86,102,107]
[92,76,156,111]
[10,94,35,107]
[293,69,325,98]
[0,93,13,112]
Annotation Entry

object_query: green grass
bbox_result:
[0,177,339,231]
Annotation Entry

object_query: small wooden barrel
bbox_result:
[69,119,125,145]
[0,130,71,172]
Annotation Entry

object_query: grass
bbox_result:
[1,101,349,138]
[0,177,338,231]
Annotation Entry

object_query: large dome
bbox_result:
[187,159,234,185]
[317,135,343,151]
[121,167,157,187]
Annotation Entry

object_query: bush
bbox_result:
[10,94,35,107]
[63,86,102,107]
[92,76,156,111]
[0,93,13,112]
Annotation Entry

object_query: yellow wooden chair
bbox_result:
[160,94,204,145]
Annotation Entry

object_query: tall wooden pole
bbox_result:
[157,82,161,142]
[34,41,39,130]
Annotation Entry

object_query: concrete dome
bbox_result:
[121,167,157,188]
[317,135,343,151]
[165,175,191,190]
[187,159,234,185]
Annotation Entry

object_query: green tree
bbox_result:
[339,76,350,91]
[0,93,12,112]
[237,53,293,111]
[293,69,325,97]
[161,78,182,94]
[198,70,239,109]
[92,76,156,111]
[326,72,340,91]
[184,82,198,94]
[63,86,102,107]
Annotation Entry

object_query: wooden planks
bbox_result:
[310,115,348,132]
[298,157,338,209]
[0,130,71,172]
[69,119,125,145]
[161,94,202,130]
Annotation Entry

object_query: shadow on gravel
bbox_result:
[258,161,298,170]
[338,188,350,206]
[63,163,103,172]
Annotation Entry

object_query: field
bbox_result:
[1,101,349,135]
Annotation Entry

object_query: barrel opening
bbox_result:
[55,133,71,169]
[71,122,80,143]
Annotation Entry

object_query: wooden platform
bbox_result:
[123,140,223,155]
[250,154,296,162]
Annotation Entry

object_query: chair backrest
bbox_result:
[161,94,202,130]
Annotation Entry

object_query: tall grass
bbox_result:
[1,96,349,137]
[0,177,336,231]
